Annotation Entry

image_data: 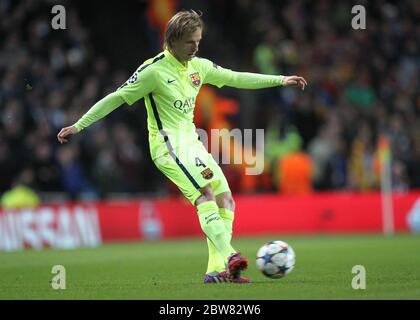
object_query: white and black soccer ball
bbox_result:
[256,240,296,279]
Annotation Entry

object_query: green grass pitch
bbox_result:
[1,234,419,299]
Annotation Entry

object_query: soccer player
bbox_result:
[57,10,307,283]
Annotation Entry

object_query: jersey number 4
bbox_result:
[195,157,206,168]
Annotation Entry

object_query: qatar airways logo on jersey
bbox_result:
[173,97,195,114]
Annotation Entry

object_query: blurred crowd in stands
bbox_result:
[1,0,419,202]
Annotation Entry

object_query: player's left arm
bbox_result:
[200,58,307,90]
[226,71,307,90]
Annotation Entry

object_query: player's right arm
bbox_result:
[57,64,156,144]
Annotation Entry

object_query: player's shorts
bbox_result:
[153,139,231,205]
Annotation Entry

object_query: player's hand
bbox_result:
[57,125,78,144]
[282,76,307,90]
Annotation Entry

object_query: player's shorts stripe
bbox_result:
[148,93,201,190]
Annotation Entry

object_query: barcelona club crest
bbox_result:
[201,168,214,180]
[190,72,201,87]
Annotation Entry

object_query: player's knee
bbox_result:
[217,193,235,211]
[195,186,216,205]
[225,196,235,211]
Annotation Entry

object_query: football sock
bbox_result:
[206,208,235,273]
[197,201,235,269]
[220,208,234,237]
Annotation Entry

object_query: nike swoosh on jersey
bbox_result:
[167,79,176,83]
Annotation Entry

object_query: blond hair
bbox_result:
[163,10,203,50]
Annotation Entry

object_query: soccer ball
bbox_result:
[256,240,296,278]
